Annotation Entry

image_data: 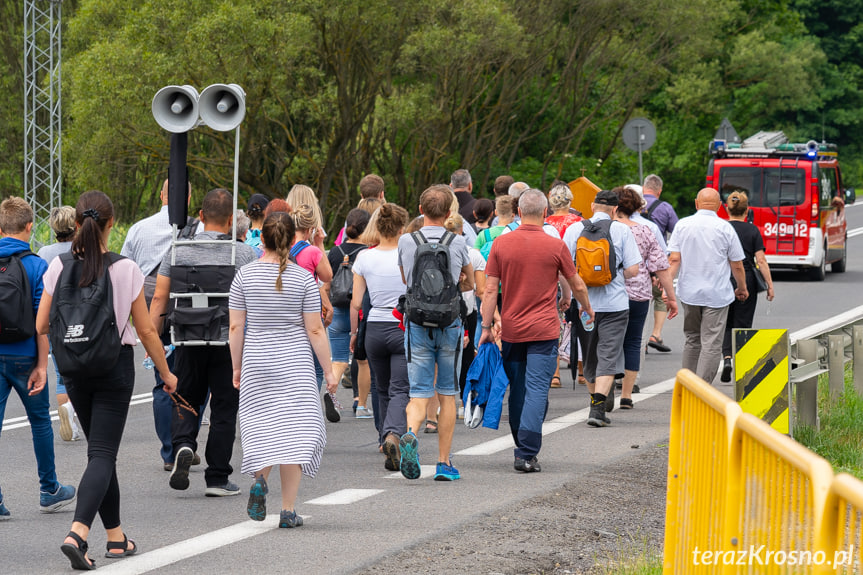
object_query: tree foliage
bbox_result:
[0,0,860,228]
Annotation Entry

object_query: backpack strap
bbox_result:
[482,228,491,244]
[439,231,455,247]
[645,199,663,221]
[333,244,348,263]
[290,240,310,258]
[410,231,428,247]
[12,249,35,260]
[506,222,519,231]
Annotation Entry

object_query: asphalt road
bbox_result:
[3,204,863,574]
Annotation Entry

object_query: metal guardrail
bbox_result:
[790,304,863,430]
[664,369,863,574]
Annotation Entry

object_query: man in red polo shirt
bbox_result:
[479,189,593,472]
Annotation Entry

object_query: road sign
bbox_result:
[622,117,655,184]
[622,117,656,151]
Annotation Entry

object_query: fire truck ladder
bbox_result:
[774,155,800,255]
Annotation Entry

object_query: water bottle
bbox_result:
[143,345,174,369]
[580,309,594,332]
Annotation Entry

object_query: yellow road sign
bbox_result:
[733,329,790,434]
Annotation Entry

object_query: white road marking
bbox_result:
[385,464,438,479]
[847,226,863,239]
[94,514,299,575]
[305,488,384,505]
[454,377,677,456]
[2,392,153,431]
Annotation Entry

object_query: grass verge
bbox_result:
[595,533,663,575]
[795,370,863,480]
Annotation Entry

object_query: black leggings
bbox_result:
[365,322,409,443]
[65,346,134,530]
[722,272,759,357]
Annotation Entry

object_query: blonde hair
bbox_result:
[444,213,463,234]
[359,207,381,246]
[286,185,323,229]
[495,195,515,218]
[357,197,383,215]
[727,191,749,217]
[50,205,77,240]
[291,203,317,232]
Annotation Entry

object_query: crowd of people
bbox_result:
[0,169,775,570]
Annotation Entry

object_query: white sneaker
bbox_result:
[57,402,74,441]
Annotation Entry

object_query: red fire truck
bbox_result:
[707,131,855,280]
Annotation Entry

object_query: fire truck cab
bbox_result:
[706,131,855,281]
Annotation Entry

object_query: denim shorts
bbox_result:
[405,320,462,398]
[328,306,351,363]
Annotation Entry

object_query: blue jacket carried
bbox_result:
[463,342,509,430]
[0,237,48,358]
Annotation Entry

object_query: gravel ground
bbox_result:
[358,441,668,575]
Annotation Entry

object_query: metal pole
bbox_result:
[853,325,863,395]
[637,125,644,185]
[827,334,845,397]
[796,339,819,430]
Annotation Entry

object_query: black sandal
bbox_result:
[60,531,96,570]
[620,398,634,410]
[105,535,138,558]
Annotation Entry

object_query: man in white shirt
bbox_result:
[667,188,747,383]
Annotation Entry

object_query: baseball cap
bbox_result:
[247,193,270,212]
[593,189,619,206]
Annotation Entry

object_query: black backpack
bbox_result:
[0,250,36,343]
[49,252,125,378]
[404,231,461,328]
[329,245,363,308]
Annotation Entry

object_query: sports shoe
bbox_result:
[57,402,75,442]
[205,481,241,497]
[246,476,268,521]
[0,499,10,520]
[169,446,194,490]
[604,386,615,413]
[433,461,460,481]
[279,509,303,528]
[382,433,400,471]
[40,484,76,513]
[457,406,465,420]
[514,456,541,473]
[587,399,610,428]
[355,406,373,419]
[323,393,341,423]
[720,358,732,383]
[340,371,352,389]
[399,430,421,480]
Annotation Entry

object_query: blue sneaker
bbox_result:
[40,484,76,513]
[399,430,421,480]
[278,509,303,528]
[0,499,10,520]
[433,461,460,481]
[246,476,268,521]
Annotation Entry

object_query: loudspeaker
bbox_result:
[152,85,200,133]
[199,84,246,132]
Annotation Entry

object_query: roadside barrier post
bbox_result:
[853,325,863,395]
[827,334,845,397]
[796,339,820,430]
[733,329,790,434]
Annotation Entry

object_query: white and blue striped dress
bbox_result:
[229,260,326,478]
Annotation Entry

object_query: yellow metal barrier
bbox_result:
[664,369,741,574]
[822,473,863,574]
[664,369,863,575]
[726,413,834,574]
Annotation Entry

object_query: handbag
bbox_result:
[752,258,768,293]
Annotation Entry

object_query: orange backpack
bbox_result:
[575,219,617,287]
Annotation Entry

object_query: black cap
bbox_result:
[594,189,619,206]
[247,193,270,212]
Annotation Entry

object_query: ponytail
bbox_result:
[71,191,114,287]
[261,212,296,292]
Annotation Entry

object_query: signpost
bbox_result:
[622,117,656,185]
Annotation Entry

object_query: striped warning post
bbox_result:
[733,329,790,434]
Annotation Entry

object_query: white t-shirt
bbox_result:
[352,247,405,323]
[462,248,486,314]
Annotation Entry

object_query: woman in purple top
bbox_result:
[613,187,678,408]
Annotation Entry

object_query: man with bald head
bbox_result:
[667,188,747,383]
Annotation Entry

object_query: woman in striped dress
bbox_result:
[229,212,337,528]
